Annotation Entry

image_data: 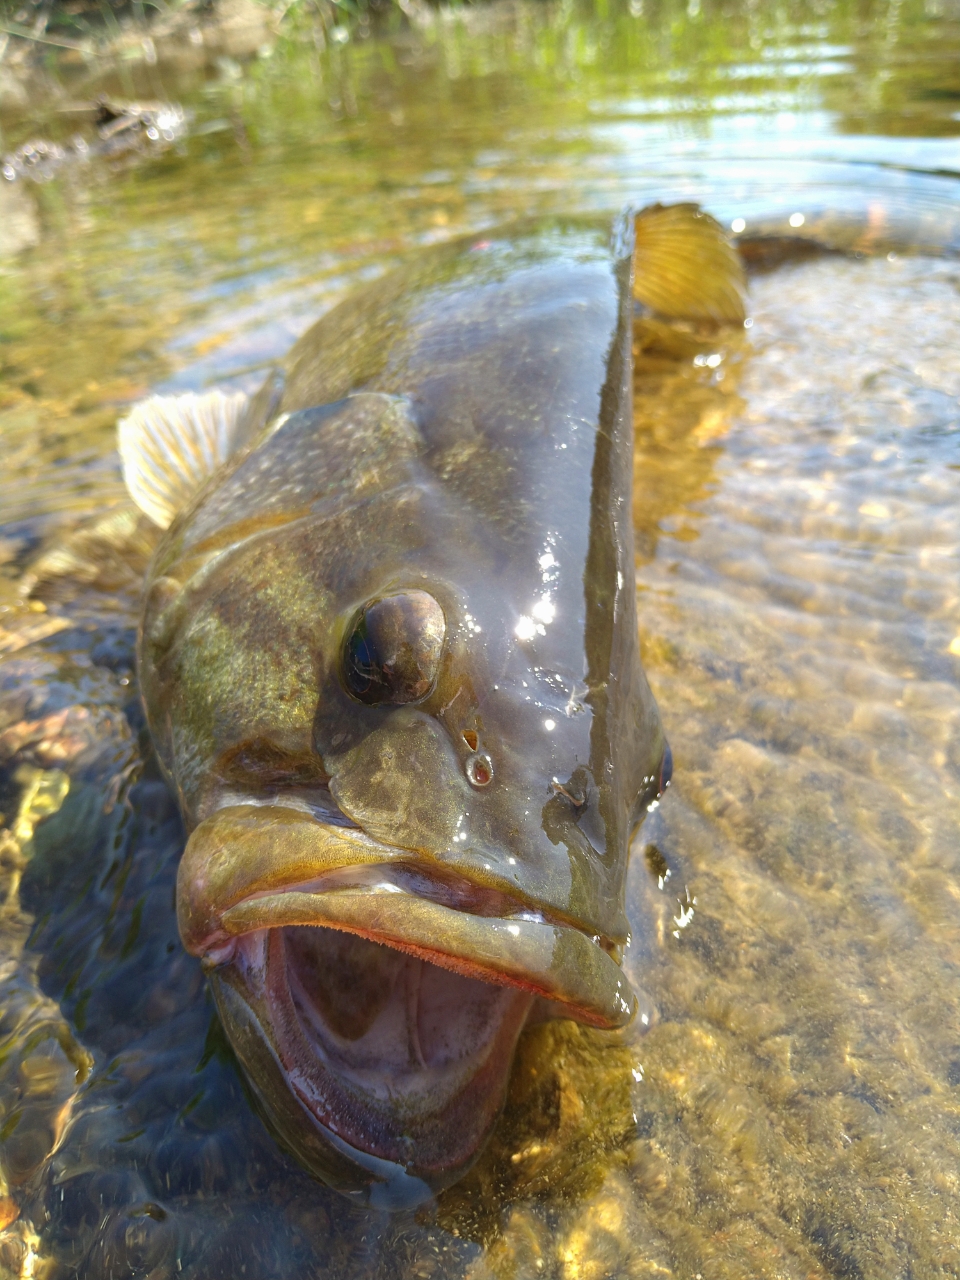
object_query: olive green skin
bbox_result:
[137,218,667,1201]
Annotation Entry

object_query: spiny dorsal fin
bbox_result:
[118,389,250,529]
[633,203,746,324]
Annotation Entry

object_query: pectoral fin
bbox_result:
[118,388,250,529]
[633,202,746,324]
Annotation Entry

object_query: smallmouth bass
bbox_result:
[19,206,745,1210]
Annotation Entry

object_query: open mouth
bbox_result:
[224,921,533,1185]
[179,799,636,1201]
[178,800,636,1029]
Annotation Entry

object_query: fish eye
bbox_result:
[658,743,673,795]
[342,590,446,706]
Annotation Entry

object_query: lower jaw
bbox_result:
[209,929,533,1206]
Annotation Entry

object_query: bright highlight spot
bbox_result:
[859,501,891,519]
[731,217,746,234]
[531,597,555,624]
[544,719,556,731]
[948,637,960,657]
[789,211,805,228]
[515,616,537,641]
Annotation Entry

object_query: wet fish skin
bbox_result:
[143,221,666,951]
[132,216,683,1203]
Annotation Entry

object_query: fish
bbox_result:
[78,205,743,1209]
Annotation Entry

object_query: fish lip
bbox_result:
[219,886,635,1029]
[177,802,636,1030]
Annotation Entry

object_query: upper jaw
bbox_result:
[177,801,637,1029]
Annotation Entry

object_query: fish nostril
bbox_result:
[462,730,479,752]
[465,752,493,787]
[551,779,585,810]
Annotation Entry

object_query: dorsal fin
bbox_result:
[118,388,250,530]
[633,203,746,324]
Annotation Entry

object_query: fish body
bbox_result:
[132,216,670,1205]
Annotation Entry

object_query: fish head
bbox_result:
[314,543,670,953]
[135,221,671,1205]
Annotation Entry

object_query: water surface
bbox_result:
[1,1,959,1276]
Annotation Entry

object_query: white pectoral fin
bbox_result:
[118,388,250,529]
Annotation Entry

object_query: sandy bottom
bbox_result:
[0,252,958,1278]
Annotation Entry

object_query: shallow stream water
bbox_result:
[1,1,960,1276]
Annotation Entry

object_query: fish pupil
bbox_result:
[346,629,380,695]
